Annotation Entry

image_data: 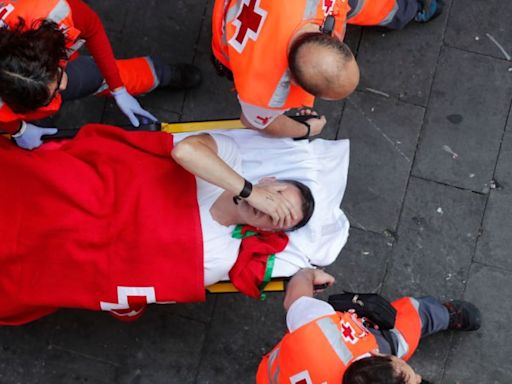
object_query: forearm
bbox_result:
[251,114,309,138]
[171,135,245,195]
[283,269,316,311]
[68,0,123,90]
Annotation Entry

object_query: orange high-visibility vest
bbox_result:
[0,0,82,130]
[256,297,422,384]
[212,0,397,111]
[212,0,351,111]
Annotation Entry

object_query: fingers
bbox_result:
[296,108,318,116]
[41,128,58,136]
[136,109,158,123]
[126,111,140,127]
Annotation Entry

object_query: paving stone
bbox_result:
[43,306,206,384]
[356,7,449,106]
[321,227,393,296]
[313,99,345,141]
[54,97,106,130]
[196,294,286,384]
[413,47,512,191]
[444,264,512,383]
[382,176,486,299]
[475,114,512,270]
[0,319,54,384]
[182,0,241,122]
[407,332,452,384]
[86,0,129,34]
[339,91,424,233]
[445,0,512,62]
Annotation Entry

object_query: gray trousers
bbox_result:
[61,56,171,101]
[370,296,450,355]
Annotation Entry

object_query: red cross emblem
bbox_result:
[229,0,267,54]
[322,0,335,15]
[290,370,313,384]
[341,320,359,344]
[256,115,271,125]
[0,4,15,24]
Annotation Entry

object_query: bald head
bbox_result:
[288,33,359,100]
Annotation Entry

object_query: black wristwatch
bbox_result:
[233,179,253,205]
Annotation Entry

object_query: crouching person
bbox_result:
[257,268,481,384]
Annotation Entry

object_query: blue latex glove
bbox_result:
[112,86,158,127]
[13,122,58,150]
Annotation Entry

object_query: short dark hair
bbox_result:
[343,356,407,384]
[288,32,353,96]
[280,179,315,231]
[0,18,67,113]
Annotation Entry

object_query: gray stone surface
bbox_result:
[2,0,512,383]
[444,264,512,383]
[324,227,394,294]
[445,0,512,61]
[356,5,450,106]
[340,91,424,233]
[382,176,486,299]
[475,111,512,270]
[413,47,512,192]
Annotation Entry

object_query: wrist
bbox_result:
[12,121,27,138]
[111,86,127,96]
[293,120,311,140]
[232,179,253,205]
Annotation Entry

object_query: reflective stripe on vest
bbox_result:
[267,0,319,108]
[377,1,398,26]
[269,70,292,108]
[47,0,70,24]
[391,297,420,359]
[316,316,353,365]
[267,346,280,384]
[347,0,364,19]
[304,0,320,19]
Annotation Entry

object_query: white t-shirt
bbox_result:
[192,133,243,286]
[286,296,336,332]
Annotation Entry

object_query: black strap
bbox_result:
[380,330,398,356]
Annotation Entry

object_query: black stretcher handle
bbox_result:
[42,121,162,140]
[313,283,329,290]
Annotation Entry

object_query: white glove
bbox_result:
[13,122,57,150]
[112,87,157,127]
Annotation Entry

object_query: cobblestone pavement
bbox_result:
[1,1,511,383]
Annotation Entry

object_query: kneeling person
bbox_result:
[257,268,481,384]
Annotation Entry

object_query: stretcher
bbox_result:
[4,118,320,296]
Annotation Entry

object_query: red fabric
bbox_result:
[229,226,288,299]
[68,0,123,90]
[0,95,61,133]
[0,124,204,325]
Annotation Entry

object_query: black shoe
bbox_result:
[415,0,444,23]
[167,63,202,90]
[443,300,481,331]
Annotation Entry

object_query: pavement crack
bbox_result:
[48,344,120,367]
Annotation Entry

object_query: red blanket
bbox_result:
[0,124,204,325]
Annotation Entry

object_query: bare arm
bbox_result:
[171,134,296,226]
[283,269,335,312]
[242,114,327,138]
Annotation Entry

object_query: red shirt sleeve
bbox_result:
[0,120,21,134]
[67,0,124,91]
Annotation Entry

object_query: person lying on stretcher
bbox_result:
[0,124,314,325]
